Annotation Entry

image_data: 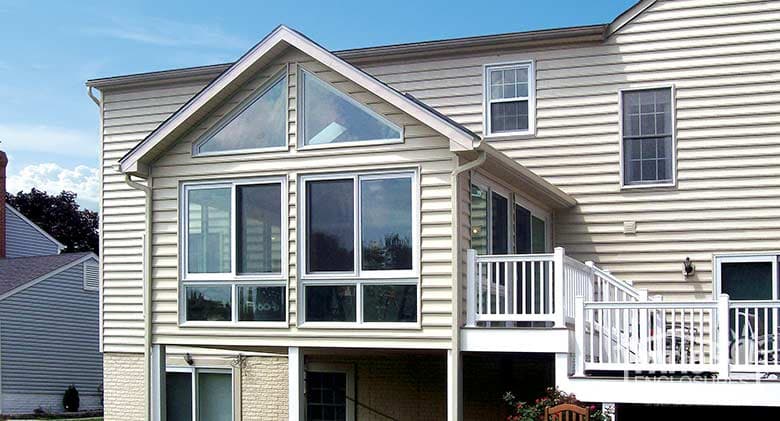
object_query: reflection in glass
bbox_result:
[515,204,532,254]
[198,76,286,153]
[166,372,193,421]
[301,70,400,146]
[305,285,356,322]
[531,216,546,253]
[361,177,412,270]
[307,179,354,272]
[238,286,285,321]
[238,184,282,274]
[363,284,417,322]
[491,192,508,254]
[197,372,232,421]
[185,286,231,321]
[187,188,231,273]
[470,185,488,254]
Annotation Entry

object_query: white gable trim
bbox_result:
[5,204,66,252]
[118,26,478,174]
[607,0,657,37]
[0,253,98,302]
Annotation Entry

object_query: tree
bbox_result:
[5,188,98,254]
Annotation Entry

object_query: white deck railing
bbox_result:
[574,295,780,378]
[465,247,642,327]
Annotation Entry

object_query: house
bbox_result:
[86,0,780,419]
[0,152,103,414]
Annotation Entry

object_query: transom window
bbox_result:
[300,171,418,324]
[194,73,287,155]
[166,368,233,421]
[484,62,535,136]
[181,178,286,324]
[621,87,675,186]
[299,68,402,148]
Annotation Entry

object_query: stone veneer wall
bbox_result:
[103,352,145,421]
[240,356,289,420]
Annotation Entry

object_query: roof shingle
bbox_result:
[0,252,94,297]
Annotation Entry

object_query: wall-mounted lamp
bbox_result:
[683,257,695,277]
[184,353,194,366]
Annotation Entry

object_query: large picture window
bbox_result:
[300,171,418,324]
[299,68,402,148]
[181,178,286,324]
[621,87,675,187]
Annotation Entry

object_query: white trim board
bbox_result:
[0,253,98,302]
[5,204,66,252]
[118,25,479,174]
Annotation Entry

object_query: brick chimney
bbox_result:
[0,150,7,258]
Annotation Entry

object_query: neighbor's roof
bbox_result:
[115,25,482,175]
[0,252,96,298]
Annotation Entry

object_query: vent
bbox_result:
[83,261,99,291]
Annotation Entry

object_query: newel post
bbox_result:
[637,289,649,364]
[574,296,586,377]
[466,249,478,327]
[554,247,566,328]
[585,261,596,301]
[718,294,731,380]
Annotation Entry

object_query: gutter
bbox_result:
[123,173,153,421]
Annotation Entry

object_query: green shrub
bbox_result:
[63,384,80,412]
[503,387,611,421]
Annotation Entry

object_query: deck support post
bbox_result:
[466,249,477,327]
[554,247,566,328]
[151,345,166,421]
[289,347,304,421]
[717,294,730,380]
[447,349,463,421]
[574,296,586,377]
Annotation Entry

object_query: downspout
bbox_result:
[448,149,485,420]
[124,172,153,421]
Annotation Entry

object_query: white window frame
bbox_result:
[713,252,780,301]
[296,66,404,151]
[192,68,289,157]
[83,260,99,292]
[305,363,356,421]
[166,366,234,421]
[179,177,288,327]
[298,169,421,328]
[483,61,536,137]
[618,84,677,190]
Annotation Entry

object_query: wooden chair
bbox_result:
[544,403,590,421]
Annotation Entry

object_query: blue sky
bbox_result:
[0,0,636,210]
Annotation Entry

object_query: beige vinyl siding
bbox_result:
[101,78,215,353]
[148,48,456,349]
[355,0,780,301]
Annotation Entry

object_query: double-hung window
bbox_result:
[621,87,675,187]
[181,178,286,324]
[300,171,418,325]
[484,62,535,136]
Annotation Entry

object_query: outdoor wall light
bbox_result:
[184,353,194,366]
[683,257,695,277]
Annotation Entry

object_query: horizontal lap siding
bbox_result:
[359,0,780,300]
[5,209,61,257]
[101,79,214,353]
[0,264,102,395]
[149,49,455,349]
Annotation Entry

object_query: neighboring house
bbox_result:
[86,1,780,420]
[0,152,103,415]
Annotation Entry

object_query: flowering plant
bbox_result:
[502,387,610,421]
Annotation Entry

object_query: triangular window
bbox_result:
[195,74,287,154]
[300,69,401,147]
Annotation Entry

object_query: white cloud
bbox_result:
[87,16,249,50]
[0,123,96,158]
[7,163,99,211]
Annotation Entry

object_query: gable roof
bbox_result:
[6,204,66,252]
[0,252,96,299]
[117,25,481,175]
